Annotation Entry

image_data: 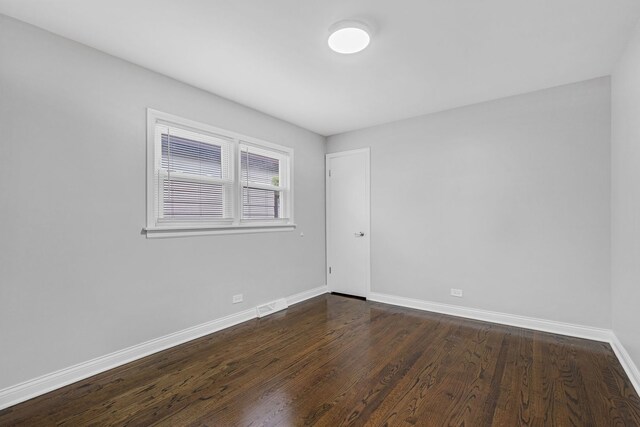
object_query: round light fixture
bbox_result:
[328,20,370,54]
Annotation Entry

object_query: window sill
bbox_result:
[143,223,296,239]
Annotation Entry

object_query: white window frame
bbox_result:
[145,109,295,238]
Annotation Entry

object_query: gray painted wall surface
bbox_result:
[0,16,326,389]
[327,78,611,328]
[612,20,640,371]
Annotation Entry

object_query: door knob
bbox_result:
[354,232,365,237]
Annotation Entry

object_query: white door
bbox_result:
[326,148,370,298]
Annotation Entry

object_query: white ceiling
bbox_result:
[1,1,640,136]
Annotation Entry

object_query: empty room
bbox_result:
[1,0,640,425]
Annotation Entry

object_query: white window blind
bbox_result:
[240,144,290,220]
[155,124,233,222]
[146,110,294,237]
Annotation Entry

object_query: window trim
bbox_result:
[145,109,295,238]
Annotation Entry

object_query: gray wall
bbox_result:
[327,78,611,328]
[612,20,640,370]
[0,15,326,389]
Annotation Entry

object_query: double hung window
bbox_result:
[146,110,294,237]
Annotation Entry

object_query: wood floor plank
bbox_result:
[490,328,536,426]
[1,294,639,426]
[213,309,425,426]
[309,313,448,426]
[6,300,333,426]
[87,298,381,426]
[168,304,398,426]
[5,300,331,425]
[371,321,476,425]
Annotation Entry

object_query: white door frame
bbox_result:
[325,148,371,298]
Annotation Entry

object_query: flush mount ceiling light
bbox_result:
[328,20,371,54]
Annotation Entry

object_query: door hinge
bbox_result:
[329,267,332,274]
[328,169,331,177]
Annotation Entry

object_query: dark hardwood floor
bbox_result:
[1,294,639,426]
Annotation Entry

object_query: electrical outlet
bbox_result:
[450,288,463,298]
[232,294,243,304]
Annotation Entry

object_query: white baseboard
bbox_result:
[3,287,637,410]
[609,334,640,396]
[0,285,328,411]
[286,285,329,306]
[368,292,612,342]
[368,291,640,396]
